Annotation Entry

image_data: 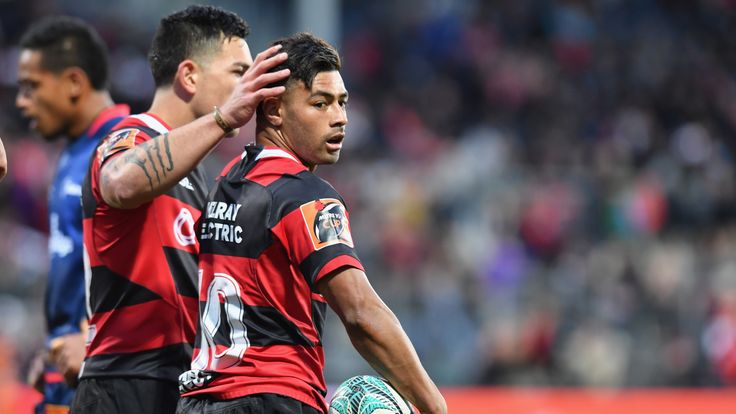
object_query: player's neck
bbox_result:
[67,90,115,140]
[256,125,315,171]
[147,87,195,129]
[255,122,286,147]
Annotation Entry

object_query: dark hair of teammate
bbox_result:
[148,4,250,87]
[19,16,109,90]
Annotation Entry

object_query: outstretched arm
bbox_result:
[100,45,290,209]
[318,267,447,414]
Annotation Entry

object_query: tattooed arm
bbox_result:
[99,115,224,209]
[98,45,290,209]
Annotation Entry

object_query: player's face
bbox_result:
[193,37,253,118]
[16,50,76,140]
[281,71,348,170]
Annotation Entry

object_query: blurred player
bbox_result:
[177,32,447,414]
[0,137,6,181]
[15,16,129,414]
[74,5,289,414]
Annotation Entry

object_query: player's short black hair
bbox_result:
[257,32,342,119]
[148,5,249,87]
[269,32,342,90]
[19,16,109,90]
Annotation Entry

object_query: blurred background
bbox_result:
[1,0,736,410]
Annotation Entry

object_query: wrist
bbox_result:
[213,106,238,138]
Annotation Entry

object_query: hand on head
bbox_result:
[217,44,291,129]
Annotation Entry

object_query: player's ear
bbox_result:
[175,59,198,95]
[62,67,87,102]
[262,96,283,126]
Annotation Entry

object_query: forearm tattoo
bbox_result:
[107,133,175,192]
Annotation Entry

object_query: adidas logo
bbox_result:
[179,177,194,190]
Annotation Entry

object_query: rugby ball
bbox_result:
[329,375,415,414]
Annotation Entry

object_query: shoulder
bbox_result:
[268,171,345,227]
[94,115,162,167]
[272,171,339,201]
[242,147,308,187]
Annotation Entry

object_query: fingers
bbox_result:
[257,86,287,100]
[61,364,80,387]
[239,53,289,95]
[250,44,286,72]
[219,46,291,128]
[250,68,291,90]
[243,48,289,84]
[49,337,63,363]
[26,351,46,392]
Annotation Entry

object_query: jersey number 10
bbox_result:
[192,272,250,370]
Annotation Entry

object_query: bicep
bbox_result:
[317,266,385,323]
[97,151,130,207]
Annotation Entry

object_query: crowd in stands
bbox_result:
[1,0,735,387]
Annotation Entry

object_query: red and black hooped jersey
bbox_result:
[81,113,207,382]
[180,145,364,413]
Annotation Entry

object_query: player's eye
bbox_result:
[17,82,36,97]
[233,65,247,77]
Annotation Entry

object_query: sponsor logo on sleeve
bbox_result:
[299,198,354,250]
[97,128,139,162]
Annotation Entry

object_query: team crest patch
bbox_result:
[97,128,139,162]
[300,198,354,250]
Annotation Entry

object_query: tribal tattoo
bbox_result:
[105,132,175,192]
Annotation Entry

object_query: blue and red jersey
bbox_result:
[42,104,129,412]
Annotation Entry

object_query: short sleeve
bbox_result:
[272,197,364,290]
[95,127,150,167]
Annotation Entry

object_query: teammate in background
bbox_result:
[177,32,447,414]
[0,137,6,181]
[15,16,130,414]
[75,5,289,413]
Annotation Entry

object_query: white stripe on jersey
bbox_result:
[130,113,170,135]
[253,148,299,163]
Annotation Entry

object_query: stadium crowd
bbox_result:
[0,0,735,391]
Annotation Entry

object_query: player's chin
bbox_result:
[322,151,341,165]
[38,125,63,141]
[320,147,341,164]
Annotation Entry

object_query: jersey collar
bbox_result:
[86,104,130,137]
[249,146,300,164]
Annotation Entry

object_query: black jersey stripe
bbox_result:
[267,171,342,228]
[165,165,208,209]
[204,302,316,348]
[81,160,98,219]
[88,266,162,313]
[82,342,192,381]
[198,182,273,259]
[298,244,361,289]
[311,300,326,343]
[163,246,199,298]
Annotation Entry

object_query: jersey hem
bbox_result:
[183,384,325,413]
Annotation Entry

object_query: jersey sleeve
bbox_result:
[87,123,154,206]
[95,127,150,167]
[271,191,364,291]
